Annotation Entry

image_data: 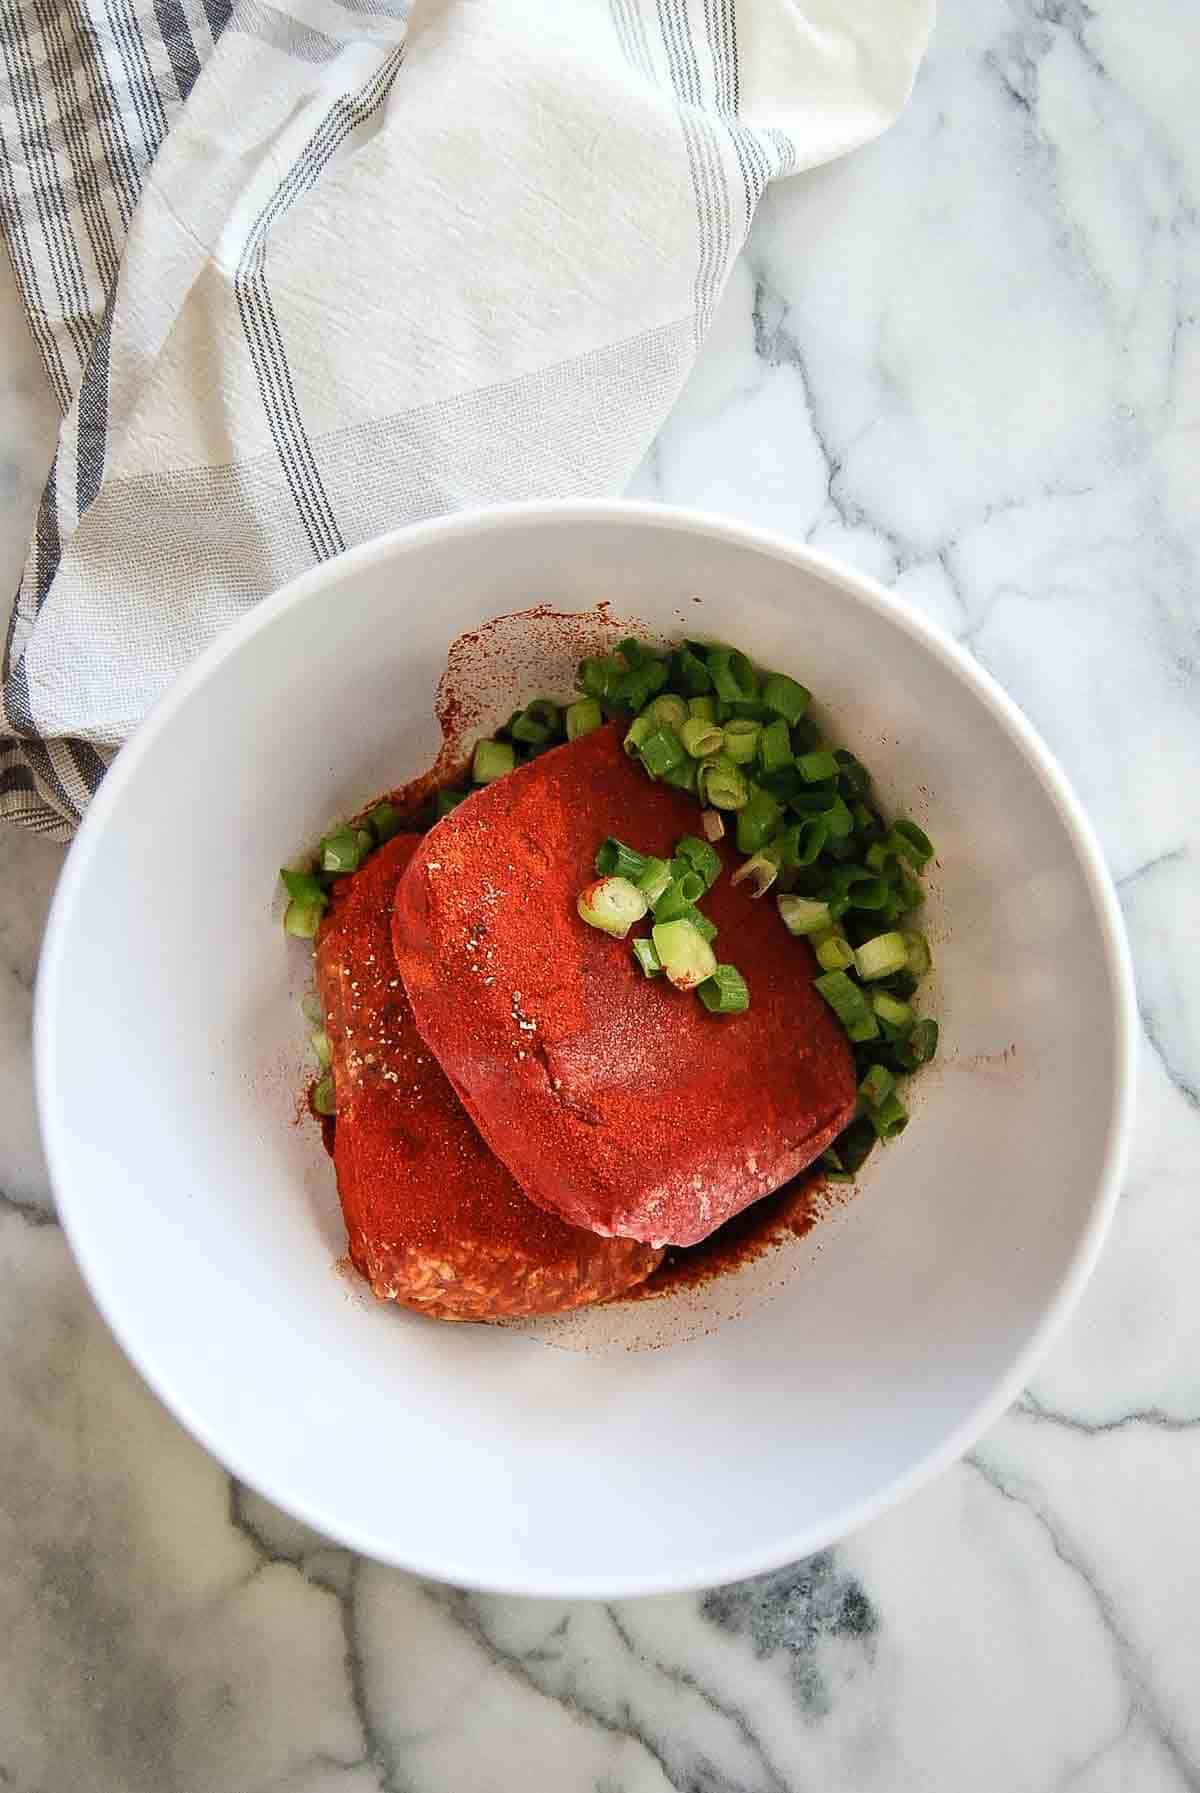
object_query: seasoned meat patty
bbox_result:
[392,725,857,1249]
[315,834,662,1320]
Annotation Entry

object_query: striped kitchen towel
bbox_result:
[0,0,931,835]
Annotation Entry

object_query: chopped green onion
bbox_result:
[577,876,649,939]
[833,749,871,799]
[895,1016,939,1068]
[758,718,793,775]
[797,749,840,784]
[565,698,603,740]
[858,1062,895,1109]
[674,646,713,694]
[699,756,750,811]
[281,869,328,938]
[577,655,619,700]
[788,780,839,816]
[824,795,855,840]
[777,817,828,867]
[672,867,706,904]
[632,937,663,977]
[813,927,856,972]
[777,895,832,936]
[722,719,760,765]
[617,636,647,667]
[652,879,693,922]
[688,695,718,722]
[701,808,725,842]
[612,658,669,712]
[868,1091,909,1141]
[826,866,890,911]
[871,991,914,1036]
[636,856,673,903]
[892,820,934,869]
[472,738,516,784]
[649,693,688,729]
[735,786,782,855]
[761,673,811,724]
[435,788,468,819]
[674,836,722,890]
[698,964,750,1014]
[310,1029,332,1069]
[903,931,932,978]
[321,827,363,875]
[820,1148,855,1183]
[638,725,686,778]
[367,801,404,843]
[707,648,758,703]
[312,1073,336,1116]
[731,851,779,897]
[854,931,909,981]
[594,838,648,880]
[680,716,724,758]
[623,713,655,757]
[814,970,880,1043]
[511,712,552,745]
[663,757,699,794]
[651,918,718,990]
[300,992,324,1025]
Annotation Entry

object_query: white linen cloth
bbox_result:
[0,0,931,834]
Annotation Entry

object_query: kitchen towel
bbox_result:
[0,0,932,835]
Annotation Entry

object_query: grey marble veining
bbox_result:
[3,0,1200,1786]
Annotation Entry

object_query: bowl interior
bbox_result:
[37,506,1132,1596]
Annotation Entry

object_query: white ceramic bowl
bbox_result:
[36,503,1135,1597]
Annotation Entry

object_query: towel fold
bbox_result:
[0,0,931,835]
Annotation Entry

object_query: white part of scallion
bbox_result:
[701,808,725,842]
[731,852,779,897]
[777,895,832,936]
[854,931,909,980]
[577,876,650,939]
[651,918,718,990]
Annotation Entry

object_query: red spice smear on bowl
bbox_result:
[315,833,662,1319]
[392,724,856,1249]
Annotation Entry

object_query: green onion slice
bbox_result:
[698,964,750,1014]
[722,719,760,765]
[638,725,686,778]
[688,695,718,721]
[777,817,828,867]
[707,648,758,703]
[636,856,673,904]
[623,713,655,757]
[312,1072,336,1117]
[813,927,855,972]
[367,802,404,843]
[797,749,839,784]
[903,931,932,978]
[632,937,663,978]
[577,876,649,939]
[732,851,779,897]
[281,868,328,938]
[895,1017,939,1068]
[854,931,910,981]
[758,717,793,775]
[858,1062,895,1109]
[699,756,750,811]
[649,693,688,729]
[662,757,699,794]
[594,837,648,880]
[777,894,832,936]
[320,827,363,875]
[435,788,468,819]
[814,970,880,1042]
[760,673,811,724]
[868,1091,909,1141]
[735,786,782,855]
[310,1029,332,1069]
[680,716,724,759]
[300,992,324,1025]
[892,820,934,868]
[577,655,619,700]
[651,918,718,990]
[472,738,516,784]
[617,636,647,667]
[565,699,603,740]
[674,835,722,889]
[674,646,713,695]
[511,712,552,745]
[871,991,914,1036]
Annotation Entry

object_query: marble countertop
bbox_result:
[3,0,1199,1786]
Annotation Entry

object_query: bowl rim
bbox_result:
[35,498,1138,1597]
